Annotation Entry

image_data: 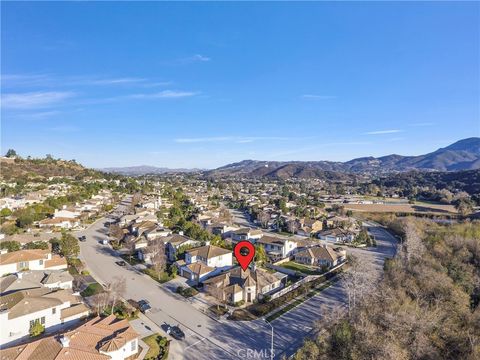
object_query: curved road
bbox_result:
[77,200,397,359]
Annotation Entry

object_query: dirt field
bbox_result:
[344,203,457,214]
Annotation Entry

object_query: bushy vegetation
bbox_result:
[176,286,198,298]
[293,219,480,360]
[143,334,169,360]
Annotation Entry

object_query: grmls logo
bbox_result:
[237,348,275,359]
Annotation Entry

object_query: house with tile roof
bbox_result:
[178,245,233,284]
[294,245,346,268]
[0,288,89,346]
[203,266,286,304]
[0,314,139,360]
[0,249,67,277]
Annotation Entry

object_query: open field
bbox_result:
[344,203,457,214]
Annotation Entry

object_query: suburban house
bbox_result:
[52,208,81,219]
[178,245,232,284]
[209,223,239,237]
[0,314,139,360]
[256,235,297,260]
[318,228,357,243]
[297,219,323,237]
[294,245,347,269]
[38,217,80,229]
[230,228,263,243]
[0,249,67,277]
[0,288,89,346]
[203,266,287,304]
[0,270,74,296]
[164,234,201,262]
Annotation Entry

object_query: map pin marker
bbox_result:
[234,241,256,271]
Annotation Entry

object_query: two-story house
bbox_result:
[0,288,89,346]
[230,228,263,244]
[256,235,297,260]
[179,245,232,284]
[0,249,67,277]
[318,228,357,243]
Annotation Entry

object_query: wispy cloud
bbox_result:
[175,136,301,144]
[1,91,75,109]
[301,94,336,100]
[192,54,211,62]
[2,73,170,89]
[364,129,403,135]
[86,77,147,85]
[127,90,197,99]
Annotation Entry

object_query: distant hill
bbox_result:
[100,165,202,176]
[207,138,480,178]
[0,157,99,181]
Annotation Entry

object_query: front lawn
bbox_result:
[143,268,176,284]
[279,261,324,275]
[209,305,229,316]
[176,286,198,298]
[143,334,169,360]
[80,283,103,297]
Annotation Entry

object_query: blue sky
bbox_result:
[1,2,479,169]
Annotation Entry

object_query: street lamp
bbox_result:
[263,318,274,360]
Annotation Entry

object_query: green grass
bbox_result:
[280,261,324,275]
[142,334,169,360]
[80,283,103,297]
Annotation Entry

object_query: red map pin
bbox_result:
[234,241,255,271]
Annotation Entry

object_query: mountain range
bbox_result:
[101,137,480,178]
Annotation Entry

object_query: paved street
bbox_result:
[77,199,397,359]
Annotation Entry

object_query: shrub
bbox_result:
[29,322,45,337]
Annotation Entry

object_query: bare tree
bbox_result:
[219,206,233,224]
[343,255,375,317]
[149,239,167,275]
[287,219,298,234]
[125,236,136,262]
[109,224,124,242]
[257,211,271,229]
[109,276,127,313]
[400,219,425,269]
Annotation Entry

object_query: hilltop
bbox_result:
[0,156,100,181]
[207,137,480,178]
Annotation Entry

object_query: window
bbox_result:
[39,259,43,265]
[131,339,137,351]
[29,320,35,328]
[52,308,56,315]
[41,317,45,325]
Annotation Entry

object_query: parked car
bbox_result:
[166,325,185,340]
[78,236,87,242]
[115,260,127,267]
[101,239,108,245]
[138,300,151,313]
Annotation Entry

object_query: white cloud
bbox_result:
[1,91,75,109]
[87,77,147,85]
[127,90,197,99]
[301,94,336,100]
[364,129,403,135]
[192,54,211,62]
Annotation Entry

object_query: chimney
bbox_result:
[60,335,70,348]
